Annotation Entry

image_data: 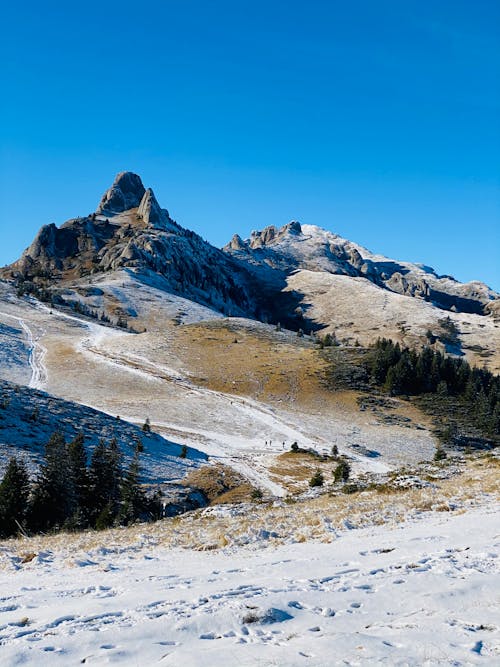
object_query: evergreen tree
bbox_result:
[0,458,30,538]
[309,470,324,487]
[334,459,351,483]
[67,433,90,528]
[28,432,75,531]
[119,450,146,525]
[365,337,499,438]
[88,438,122,527]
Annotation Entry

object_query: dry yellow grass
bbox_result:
[183,463,257,504]
[269,451,336,492]
[172,320,328,408]
[169,320,435,438]
[1,454,497,564]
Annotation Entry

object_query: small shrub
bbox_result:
[309,470,324,487]
[290,442,299,452]
[334,459,351,483]
[341,482,359,494]
[251,488,263,500]
[242,612,261,624]
[434,447,447,461]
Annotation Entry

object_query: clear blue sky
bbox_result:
[1,0,499,289]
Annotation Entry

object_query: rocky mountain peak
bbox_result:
[283,220,302,235]
[97,172,146,215]
[227,234,246,251]
[248,221,303,249]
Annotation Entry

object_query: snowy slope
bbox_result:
[0,278,439,496]
[0,499,498,666]
[0,378,205,483]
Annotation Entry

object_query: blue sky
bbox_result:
[1,0,499,289]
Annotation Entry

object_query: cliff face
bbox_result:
[96,171,146,215]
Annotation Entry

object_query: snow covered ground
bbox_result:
[0,500,498,666]
[0,275,499,666]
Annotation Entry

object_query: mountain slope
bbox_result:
[224,221,499,317]
[223,221,500,371]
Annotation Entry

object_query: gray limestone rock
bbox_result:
[97,172,146,214]
[137,188,169,228]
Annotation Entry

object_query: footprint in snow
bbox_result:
[471,640,483,655]
[156,641,179,646]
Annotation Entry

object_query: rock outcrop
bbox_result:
[97,172,146,215]
[3,173,255,318]
[137,188,168,228]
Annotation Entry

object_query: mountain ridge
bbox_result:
[2,171,499,329]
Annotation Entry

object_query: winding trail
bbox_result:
[0,311,47,390]
[12,302,390,495]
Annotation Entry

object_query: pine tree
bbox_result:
[119,450,145,525]
[88,438,123,527]
[0,457,30,538]
[67,433,90,528]
[334,459,351,483]
[28,432,75,531]
[309,470,324,487]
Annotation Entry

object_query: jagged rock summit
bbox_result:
[2,172,256,317]
[97,172,173,231]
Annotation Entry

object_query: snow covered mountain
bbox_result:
[224,221,499,317]
[4,172,499,326]
[1,173,499,667]
[1,171,499,371]
[3,172,255,318]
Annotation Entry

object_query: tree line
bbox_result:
[367,338,499,437]
[0,432,161,539]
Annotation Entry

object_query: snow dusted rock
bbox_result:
[137,187,177,230]
[2,172,498,351]
[227,233,247,251]
[3,173,257,317]
[97,171,146,215]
